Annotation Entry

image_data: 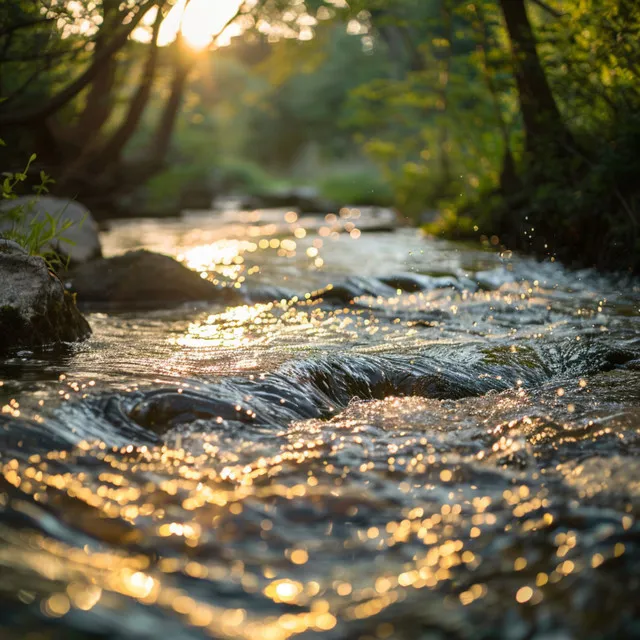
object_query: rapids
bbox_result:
[0,207,639,639]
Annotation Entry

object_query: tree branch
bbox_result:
[528,0,566,19]
[1,41,94,63]
[0,17,55,38]
[74,0,122,138]
[0,1,159,126]
[116,0,249,187]
[85,9,165,170]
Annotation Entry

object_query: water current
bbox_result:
[1,207,639,639]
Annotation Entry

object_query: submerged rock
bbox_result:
[0,242,91,354]
[474,267,516,290]
[0,196,102,264]
[66,250,240,308]
[124,335,631,435]
[306,272,475,305]
[245,284,297,303]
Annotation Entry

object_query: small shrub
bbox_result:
[0,147,75,269]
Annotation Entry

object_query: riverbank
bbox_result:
[424,123,640,274]
[426,190,639,274]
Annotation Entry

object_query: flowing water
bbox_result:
[1,207,639,640]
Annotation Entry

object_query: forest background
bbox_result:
[1,0,638,270]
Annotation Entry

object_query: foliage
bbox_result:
[1,0,638,270]
[424,0,640,271]
[318,166,394,207]
[382,0,638,271]
[211,159,275,196]
[0,0,249,211]
[239,23,393,170]
[0,148,75,269]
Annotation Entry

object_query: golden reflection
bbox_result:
[175,303,275,349]
[179,239,257,284]
[67,583,103,611]
[264,579,304,604]
[0,415,631,640]
[171,298,378,354]
[1,322,637,639]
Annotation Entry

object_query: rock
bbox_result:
[474,267,516,290]
[0,247,91,354]
[179,185,216,211]
[351,206,400,232]
[309,277,397,304]
[66,250,241,308]
[213,195,254,211]
[0,196,102,264]
[0,238,27,255]
[381,272,478,293]
[245,284,296,304]
[252,188,337,214]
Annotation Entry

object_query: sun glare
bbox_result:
[157,0,243,50]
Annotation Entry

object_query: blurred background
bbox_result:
[1,0,639,268]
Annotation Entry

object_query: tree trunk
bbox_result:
[68,41,195,203]
[0,1,155,126]
[472,2,520,194]
[499,147,520,194]
[150,44,194,164]
[74,0,120,138]
[98,17,164,167]
[498,0,573,157]
[437,0,453,185]
[58,8,165,193]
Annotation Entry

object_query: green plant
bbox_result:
[319,167,394,207]
[212,159,275,196]
[1,146,76,270]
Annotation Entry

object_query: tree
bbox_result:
[498,0,574,164]
[0,0,246,212]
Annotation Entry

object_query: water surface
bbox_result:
[1,207,639,639]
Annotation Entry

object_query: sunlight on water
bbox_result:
[175,303,278,349]
[0,208,639,638]
[179,239,257,286]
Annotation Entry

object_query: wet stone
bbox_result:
[65,250,243,309]
[0,250,91,354]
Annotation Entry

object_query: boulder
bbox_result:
[0,196,102,264]
[66,250,241,308]
[474,268,516,290]
[0,241,91,354]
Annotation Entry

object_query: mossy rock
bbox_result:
[0,247,91,355]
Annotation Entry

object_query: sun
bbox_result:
[157,0,243,50]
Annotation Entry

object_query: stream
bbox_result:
[1,206,639,639]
